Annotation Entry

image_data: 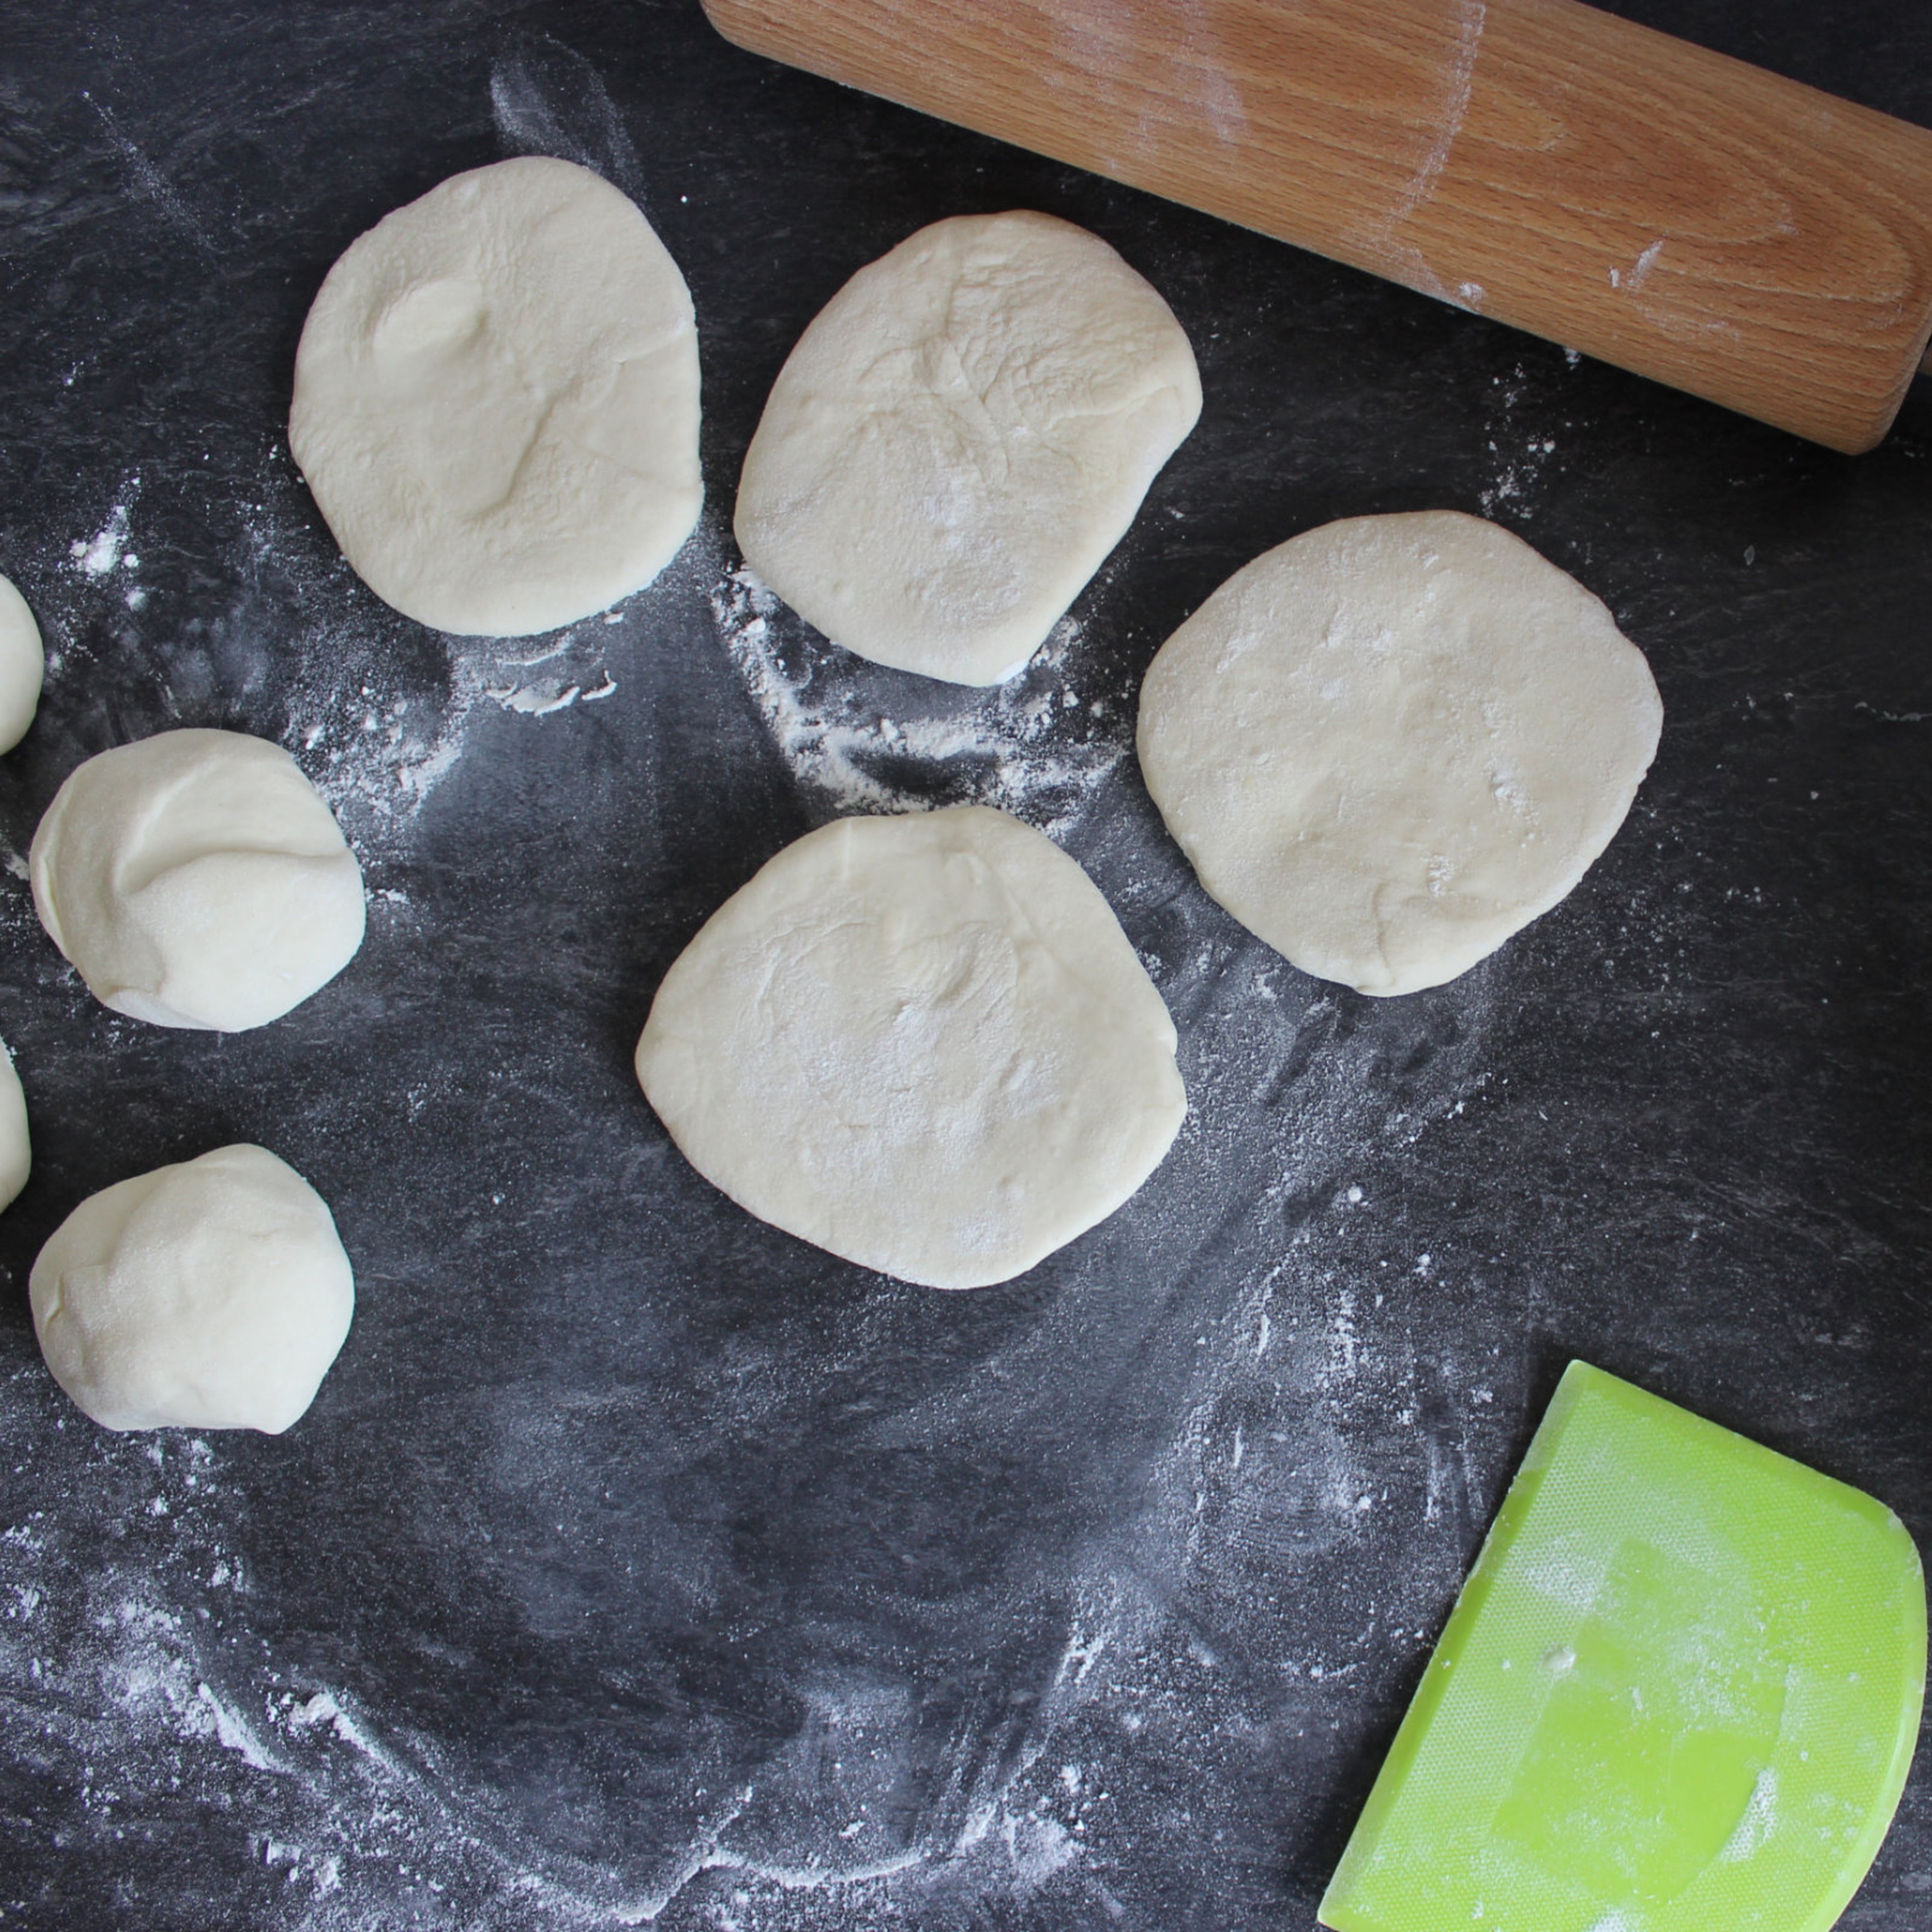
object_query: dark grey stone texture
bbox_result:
[1,3,1929,1926]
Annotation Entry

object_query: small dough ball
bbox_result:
[1138,512,1663,996]
[31,728,366,1031]
[736,211,1201,686]
[0,573,45,753]
[636,805,1186,1288]
[0,1036,29,1213]
[289,155,702,637]
[30,1144,355,1433]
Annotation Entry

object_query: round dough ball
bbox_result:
[30,1144,354,1433]
[289,155,702,637]
[0,1036,29,1214]
[636,806,1186,1289]
[31,728,366,1031]
[0,573,44,753]
[1138,511,1663,997]
[736,210,1201,687]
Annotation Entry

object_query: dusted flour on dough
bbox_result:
[736,211,1200,686]
[0,572,44,754]
[30,1144,355,1433]
[635,806,1186,1289]
[1137,512,1663,996]
[31,729,366,1031]
[290,155,701,637]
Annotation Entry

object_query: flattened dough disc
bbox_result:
[635,806,1186,1288]
[290,155,702,638]
[1138,511,1663,997]
[736,210,1200,686]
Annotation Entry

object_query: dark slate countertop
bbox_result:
[2,2,1930,1926]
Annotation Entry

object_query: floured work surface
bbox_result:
[1,3,1930,1928]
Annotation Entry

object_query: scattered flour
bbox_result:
[70,500,132,578]
[9,51,1520,1917]
[218,482,634,842]
[197,1678,284,1773]
[8,478,1509,1930]
[1719,1765,1780,1863]
[1477,363,1565,520]
[709,562,1126,834]
[68,483,148,608]
[479,629,620,716]
[282,615,627,839]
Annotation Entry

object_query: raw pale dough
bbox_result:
[635,805,1186,1288]
[1137,511,1663,996]
[0,573,44,753]
[735,210,1201,686]
[0,1036,28,1213]
[31,728,366,1031]
[30,1144,354,1433]
[289,155,702,637]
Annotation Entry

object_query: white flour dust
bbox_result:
[612,946,1502,1929]
[67,480,148,610]
[0,1418,657,1929]
[213,480,631,845]
[35,476,634,860]
[286,654,465,835]
[709,562,1128,835]
[1477,361,1567,520]
[12,426,1516,1928]
[288,615,623,843]
[478,631,620,717]
[70,502,130,577]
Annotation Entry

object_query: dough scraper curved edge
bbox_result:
[1318,1360,1926,1932]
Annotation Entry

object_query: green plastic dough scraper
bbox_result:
[1321,1361,1926,1932]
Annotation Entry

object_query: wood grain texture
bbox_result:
[702,0,1932,451]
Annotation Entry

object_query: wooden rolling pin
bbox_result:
[701,0,1932,453]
